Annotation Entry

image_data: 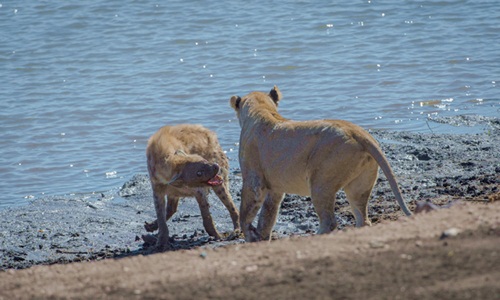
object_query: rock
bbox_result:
[414,201,440,214]
[369,241,387,249]
[440,228,461,240]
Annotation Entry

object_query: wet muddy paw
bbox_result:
[226,229,243,241]
[210,232,222,241]
[207,235,220,242]
[141,234,157,246]
[246,225,262,242]
[144,220,159,232]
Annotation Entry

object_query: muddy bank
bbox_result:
[2,199,499,300]
[1,115,499,270]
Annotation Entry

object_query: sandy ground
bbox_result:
[0,115,499,299]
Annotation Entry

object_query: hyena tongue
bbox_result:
[207,174,223,186]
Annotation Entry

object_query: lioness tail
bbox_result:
[360,136,412,216]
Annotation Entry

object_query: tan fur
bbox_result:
[145,124,240,251]
[230,86,412,242]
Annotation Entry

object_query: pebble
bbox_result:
[369,241,386,249]
[400,253,412,260]
[245,265,258,272]
[440,227,461,239]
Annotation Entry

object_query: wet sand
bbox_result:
[1,116,500,299]
[1,115,498,271]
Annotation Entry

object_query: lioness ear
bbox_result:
[269,85,282,105]
[230,95,241,110]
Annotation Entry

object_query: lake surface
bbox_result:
[1,1,498,208]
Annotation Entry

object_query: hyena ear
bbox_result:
[174,149,187,156]
[269,85,282,105]
[167,172,182,184]
[230,95,241,110]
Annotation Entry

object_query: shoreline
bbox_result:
[1,115,499,270]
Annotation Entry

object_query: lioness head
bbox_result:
[168,152,223,188]
[230,86,283,126]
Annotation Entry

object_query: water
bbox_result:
[1,1,498,209]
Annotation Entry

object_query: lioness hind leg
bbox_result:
[257,191,284,241]
[240,184,267,242]
[311,184,342,234]
[344,166,378,227]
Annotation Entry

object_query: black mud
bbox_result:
[1,116,499,270]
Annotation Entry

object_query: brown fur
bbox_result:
[145,124,240,251]
[230,86,412,242]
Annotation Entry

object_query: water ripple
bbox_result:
[0,0,498,208]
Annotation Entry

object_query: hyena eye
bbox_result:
[196,171,203,177]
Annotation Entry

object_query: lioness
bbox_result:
[145,124,240,251]
[230,86,412,242]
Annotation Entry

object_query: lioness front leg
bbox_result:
[240,184,267,242]
[257,191,284,241]
[195,191,221,239]
[144,195,180,232]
